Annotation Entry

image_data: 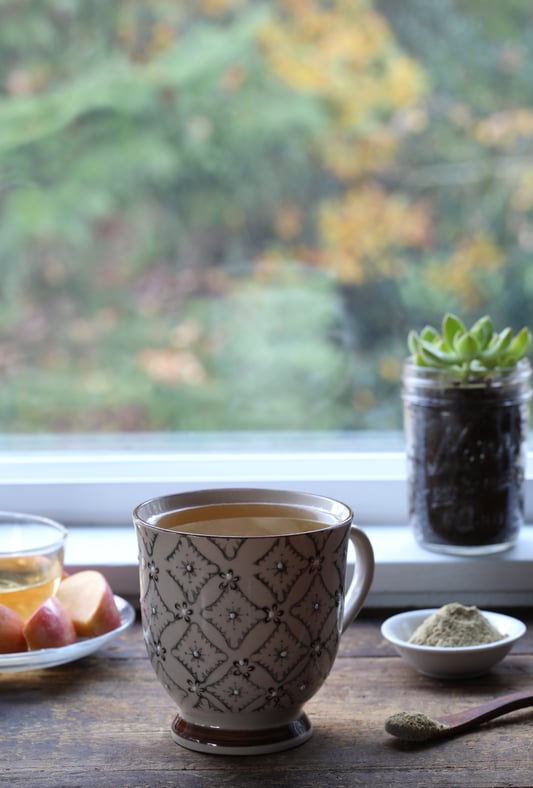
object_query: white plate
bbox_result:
[0,595,136,674]
[381,608,526,679]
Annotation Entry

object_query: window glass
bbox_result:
[1,1,532,433]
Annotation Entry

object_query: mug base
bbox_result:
[171,712,313,755]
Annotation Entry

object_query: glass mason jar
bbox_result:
[403,358,531,555]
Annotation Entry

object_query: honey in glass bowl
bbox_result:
[0,513,67,621]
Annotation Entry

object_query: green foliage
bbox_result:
[408,313,532,377]
[2,2,533,432]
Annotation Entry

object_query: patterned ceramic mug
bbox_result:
[133,488,374,755]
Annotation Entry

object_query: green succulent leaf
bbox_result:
[419,341,457,366]
[507,327,532,360]
[407,330,420,356]
[420,325,439,344]
[454,332,479,361]
[442,313,466,351]
[407,313,531,377]
[470,315,493,350]
[480,327,512,361]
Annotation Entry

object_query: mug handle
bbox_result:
[341,526,375,633]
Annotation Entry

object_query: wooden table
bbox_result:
[2,608,533,787]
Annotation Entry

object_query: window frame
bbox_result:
[2,431,533,523]
[0,431,408,526]
[2,433,532,608]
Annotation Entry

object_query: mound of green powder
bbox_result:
[385,711,449,741]
[409,603,504,647]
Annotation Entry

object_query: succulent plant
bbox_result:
[408,313,532,378]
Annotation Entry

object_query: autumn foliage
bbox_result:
[1,1,532,430]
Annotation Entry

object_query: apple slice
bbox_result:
[24,597,77,650]
[0,604,28,653]
[56,570,121,638]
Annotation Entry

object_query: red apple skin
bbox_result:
[24,597,77,650]
[56,570,121,638]
[0,604,28,653]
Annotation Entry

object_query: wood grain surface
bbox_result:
[2,610,533,788]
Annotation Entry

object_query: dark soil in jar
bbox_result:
[406,384,528,548]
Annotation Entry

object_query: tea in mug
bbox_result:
[152,502,336,537]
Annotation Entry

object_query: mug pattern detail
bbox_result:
[203,585,264,649]
[137,527,349,716]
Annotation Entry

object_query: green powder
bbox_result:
[385,711,449,741]
[409,603,503,647]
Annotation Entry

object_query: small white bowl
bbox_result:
[381,608,526,679]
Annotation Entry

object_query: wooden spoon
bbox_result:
[385,689,533,742]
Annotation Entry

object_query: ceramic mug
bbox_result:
[133,488,374,755]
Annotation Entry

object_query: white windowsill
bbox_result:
[3,433,533,610]
[65,523,533,610]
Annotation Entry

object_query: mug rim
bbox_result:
[132,487,353,537]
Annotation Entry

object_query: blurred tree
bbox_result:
[1,1,532,431]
